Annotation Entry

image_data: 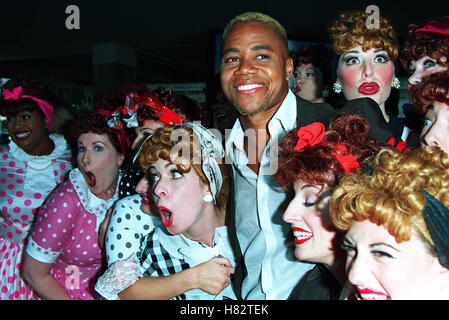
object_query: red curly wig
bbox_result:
[408,70,449,114]
[275,113,389,190]
[329,10,399,61]
[399,17,449,71]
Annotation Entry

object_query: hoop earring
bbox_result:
[391,77,401,89]
[333,81,342,93]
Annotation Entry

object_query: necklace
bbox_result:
[94,175,119,199]
[26,158,55,171]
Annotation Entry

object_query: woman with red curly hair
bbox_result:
[22,109,129,299]
[95,123,236,300]
[331,146,449,299]
[328,10,415,149]
[275,113,389,299]
[408,71,449,154]
[400,17,449,91]
[290,45,333,104]
[0,76,73,300]
[329,10,400,122]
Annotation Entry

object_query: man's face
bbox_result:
[220,21,293,117]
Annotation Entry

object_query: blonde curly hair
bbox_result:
[329,10,399,61]
[330,146,449,254]
[137,125,229,212]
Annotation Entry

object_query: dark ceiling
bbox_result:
[1,0,447,97]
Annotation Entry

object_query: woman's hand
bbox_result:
[191,257,235,295]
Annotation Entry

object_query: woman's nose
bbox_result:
[362,61,374,78]
[153,178,168,199]
[135,176,149,195]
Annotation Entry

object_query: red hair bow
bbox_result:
[107,92,183,131]
[414,21,449,38]
[293,122,325,151]
[293,122,359,173]
[2,86,23,100]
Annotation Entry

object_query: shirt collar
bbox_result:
[225,90,297,158]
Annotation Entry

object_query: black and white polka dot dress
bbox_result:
[105,194,162,266]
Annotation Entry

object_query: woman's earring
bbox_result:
[333,80,342,93]
[391,77,401,89]
[203,193,213,203]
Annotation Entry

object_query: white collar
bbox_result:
[69,168,120,231]
[9,133,68,161]
[225,90,297,160]
[156,226,236,267]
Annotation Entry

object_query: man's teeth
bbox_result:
[237,84,263,91]
[293,231,312,239]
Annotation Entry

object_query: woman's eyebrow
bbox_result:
[370,243,401,252]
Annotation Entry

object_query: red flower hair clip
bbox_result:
[293,122,360,173]
[293,122,325,151]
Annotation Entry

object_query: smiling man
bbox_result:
[221,12,335,300]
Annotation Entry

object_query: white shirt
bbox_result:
[225,90,314,300]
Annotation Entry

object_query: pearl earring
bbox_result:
[203,194,213,203]
[333,81,343,93]
[391,77,401,89]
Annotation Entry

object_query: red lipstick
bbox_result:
[358,82,380,95]
[292,226,313,245]
[158,206,173,227]
[355,287,391,300]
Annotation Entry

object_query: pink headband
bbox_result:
[413,21,449,38]
[2,86,54,130]
[293,122,360,173]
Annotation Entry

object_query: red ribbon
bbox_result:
[137,93,183,125]
[108,92,183,131]
[293,122,359,173]
[330,144,360,173]
[387,138,410,153]
[413,21,449,38]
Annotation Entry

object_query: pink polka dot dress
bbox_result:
[0,134,72,300]
[26,168,119,300]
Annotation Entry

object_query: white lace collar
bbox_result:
[69,168,120,231]
[9,133,68,161]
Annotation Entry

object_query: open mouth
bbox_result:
[85,171,96,187]
[234,82,265,94]
[158,206,173,227]
[292,226,313,245]
[142,194,150,206]
[358,82,380,95]
[14,131,31,141]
